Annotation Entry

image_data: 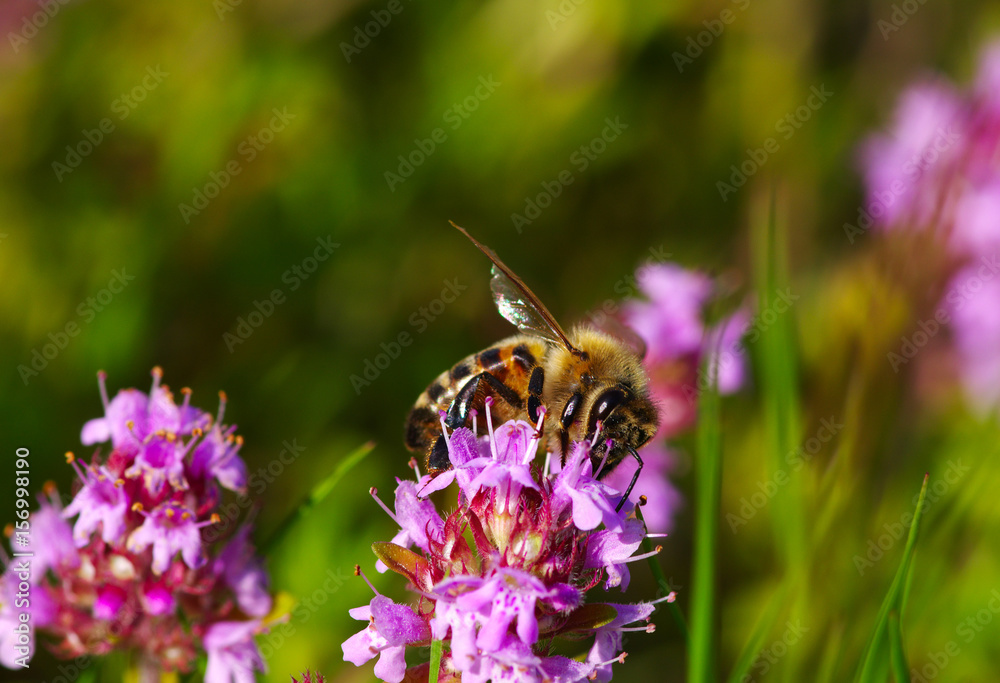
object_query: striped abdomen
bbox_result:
[404,335,548,463]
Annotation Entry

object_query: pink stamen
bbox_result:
[96,370,110,410]
[355,565,381,596]
[408,457,422,479]
[437,411,452,450]
[623,545,662,564]
[589,421,604,448]
[470,408,478,435]
[150,366,163,395]
[216,391,228,426]
[369,487,399,525]
[652,591,677,605]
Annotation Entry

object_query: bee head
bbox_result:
[583,385,658,477]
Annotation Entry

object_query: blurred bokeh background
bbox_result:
[3,0,1000,681]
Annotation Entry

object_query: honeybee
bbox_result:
[404,223,659,508]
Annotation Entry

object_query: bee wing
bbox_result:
[452,222,581,355]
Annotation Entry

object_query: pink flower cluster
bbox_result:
[601,262,749,532]
[859,41,1000,409]
[0,368,271,681]
[342,406,672,683]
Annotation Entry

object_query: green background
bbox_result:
[2,0,1000,681]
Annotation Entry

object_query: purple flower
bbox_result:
[946,263,1000,410]
[439,568,577,652]
[343,595,429,683]
[551,441,623,532]
[2,368,273,676]
[190,420,248,495]
[858,41,1000,412]
[859,80,964,229]
[217,526,272,617]
[465,419,541,507]
[378,478,444,571]
[622,264,712,364]
[124,434,187,495]
[346,409,668,681]
[127,501,211,574]
[204,620,266,683]
[81,368,182,450]
[25,494,79,577]
[62,462,129,546]
[584,517,647,590]
[586,602,656,683]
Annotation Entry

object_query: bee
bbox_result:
[404,223,659,509]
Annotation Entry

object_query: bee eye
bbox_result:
[591,388,626,427]
[561,392,582,428]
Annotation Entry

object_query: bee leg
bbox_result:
[445,372,523,430]
[527,366,545,426]
[428,435,451,471]
[615,447,644,513]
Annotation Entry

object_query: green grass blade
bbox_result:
[689,349,722,683]
[259,441,375,556]
[724,589,785,683]
[855,473,929,683]
[889,611,911,683]
[428,638,444,683]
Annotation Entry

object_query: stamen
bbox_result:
[470,408,478,435]
[150,366,163,395]
[652,591,677,605]
[355,565,381,596]
[131,502,145,513]
[97,370,110,410]
[408,457,422,479]
[623,545,662,564]
[589,421,604,448]
[483,397,497,458]
[216,391,228,426]
[437,411,452,450]
[369,487,399,524]
[646,533,669,539]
